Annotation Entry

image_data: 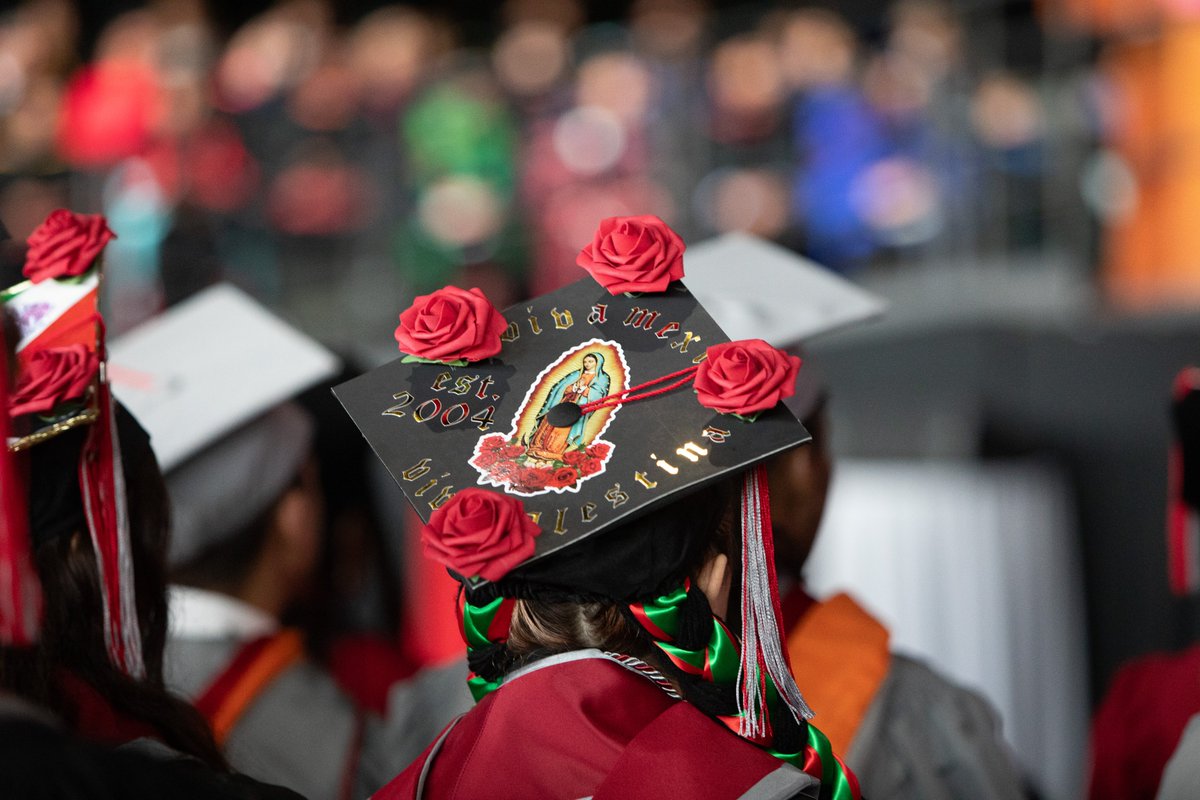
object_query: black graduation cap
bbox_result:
[334,275,810,588]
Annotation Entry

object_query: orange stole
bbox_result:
[786,593,891,756]
[194,629,306,746]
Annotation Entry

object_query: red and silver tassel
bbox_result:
[737,465,812,739]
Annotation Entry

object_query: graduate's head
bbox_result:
[106,284,340,615]
[21,407,170,677]
[502,472,741,657]
[338,216,831,763]
[766,363,832,575]
[167,403,324,605]
[680,234,882,581]
[0,211,225,768]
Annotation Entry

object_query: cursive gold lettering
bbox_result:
[605,483,629,508]
[401,458,432,481]
[633,471,658,489]
[550,308,574,330]
[671,331,701,354]
[675,442,708,463]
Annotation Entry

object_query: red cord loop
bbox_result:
[577,365,699,415]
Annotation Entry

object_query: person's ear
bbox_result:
[696,552,731,619]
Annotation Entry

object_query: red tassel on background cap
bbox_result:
[0,324,42,646]
[79,372,144,677]
[1168,367,1200,596]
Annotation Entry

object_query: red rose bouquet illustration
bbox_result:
[471,433,613,496]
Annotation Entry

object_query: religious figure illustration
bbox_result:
[470,340,626,496]
[522,351,610,464]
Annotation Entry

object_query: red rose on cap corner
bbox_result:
[395,286,507,363]
[24,209,115,284]
[421,488,541,582]
[10,344,99,417]
[576,214,685,295]
[694,339,801,417]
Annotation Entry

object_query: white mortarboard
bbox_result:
[108,284,340,565]
[682,233,885,419]
[682,232,885,347]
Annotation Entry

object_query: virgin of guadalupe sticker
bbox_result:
[471,338,629,496]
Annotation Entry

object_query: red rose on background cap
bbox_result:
[394,286,506,363]
[576,214,685,295]
[10,344,99,417]
[24,210,115,284]
[694,339,801,416]
[421,488,540,582]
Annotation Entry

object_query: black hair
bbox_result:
[469,471,806,755]
[0,413,228,771]
[465,472,729,681]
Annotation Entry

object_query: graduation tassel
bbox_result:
[79,370,145,678]
[737,465,812,739]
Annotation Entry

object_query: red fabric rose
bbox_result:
[576,215,685,295]
[549,467,578,489]
[24,210,115,284]
[693,339,801,416]
[562,450,589,467]
[421,489,540,582]
[500,443,525,459]
[10,344,99,417]
[394,286,507,363]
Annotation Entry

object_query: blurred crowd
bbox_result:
[0,0,1083,342]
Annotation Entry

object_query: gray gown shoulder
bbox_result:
[848,654,1027,800]
[165,637,472,800]
[1157,713,1200,800]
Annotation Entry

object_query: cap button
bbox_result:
[546,402,583,428]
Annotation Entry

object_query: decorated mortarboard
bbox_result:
[337,216,867,782]
[682,232,885,348]
[334,216,812,588]
[2,211,114,451]
[108,284,340,565]
[1,210,144,674]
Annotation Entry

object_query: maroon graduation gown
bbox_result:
[1087,643,1200,800]
[374,650,818,800]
